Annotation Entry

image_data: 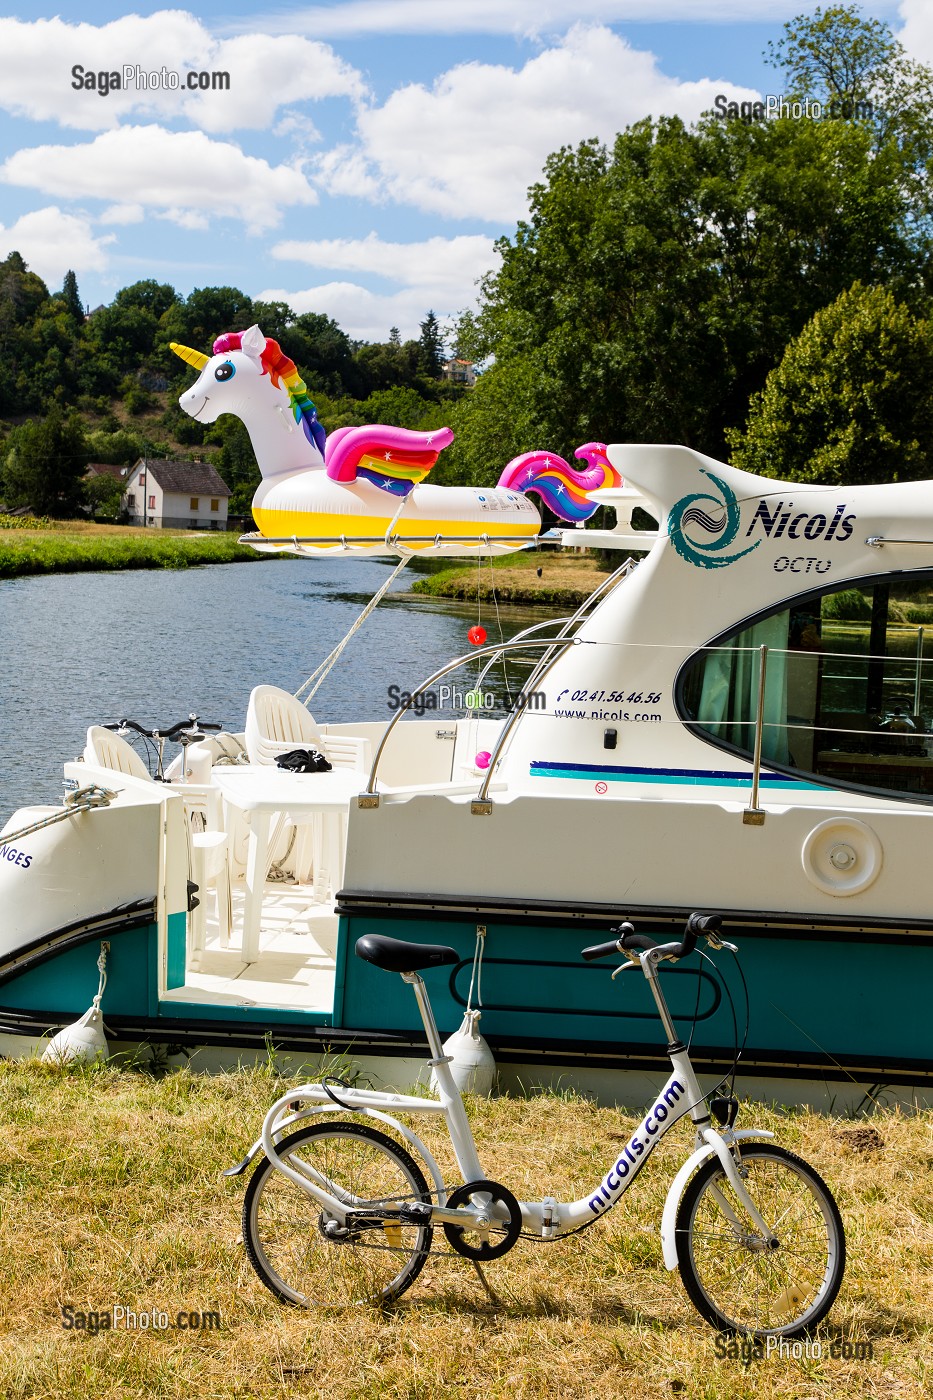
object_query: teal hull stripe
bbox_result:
[530,761,825,791]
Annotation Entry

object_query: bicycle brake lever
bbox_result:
[611,961,640,979]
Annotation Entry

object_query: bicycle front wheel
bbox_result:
[243,1120,433,1308]
[675,1144,845,1337]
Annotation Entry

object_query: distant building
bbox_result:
[123,458,232,530]
[85,462,130,484]
[442,358,476,386]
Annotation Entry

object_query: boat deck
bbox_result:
[167,883,339,1013]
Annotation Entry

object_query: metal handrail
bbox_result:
[473,639,582,810]
[359,555,637,809]
[360,635,583,801]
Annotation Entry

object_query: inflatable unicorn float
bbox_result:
[171,324,621,556]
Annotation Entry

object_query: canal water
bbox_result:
[1,557,553,822]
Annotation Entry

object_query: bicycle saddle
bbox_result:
[355,934,460,973]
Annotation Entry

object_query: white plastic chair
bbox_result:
[245,686,327,766]
[84,726,152,780]
[243,687,369,896]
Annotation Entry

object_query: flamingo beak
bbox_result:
[170,342,210,372]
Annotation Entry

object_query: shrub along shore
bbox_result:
[0,518,267,578]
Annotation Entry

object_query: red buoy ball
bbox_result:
[468,625,487,646]
[475,750,492,770]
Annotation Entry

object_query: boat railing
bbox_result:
[360,556,640,811]
[358,635,590,810]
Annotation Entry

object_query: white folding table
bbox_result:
[212,767,363,963]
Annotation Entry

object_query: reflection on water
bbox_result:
[0,558,557,820]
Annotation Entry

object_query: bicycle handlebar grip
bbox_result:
[687,911,724,937]
[581,938,624,961]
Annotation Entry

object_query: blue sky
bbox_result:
[0,0,920,346]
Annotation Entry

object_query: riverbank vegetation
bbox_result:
[0,1056,929,1399]
[411,549,613,607]
[0,520,264,578]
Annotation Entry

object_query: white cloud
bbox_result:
[0,13,362,133]
[1,126,318,230]
[897,0,933,66]
[257,278,452,343]
[271,232,496,295]
[236,0,828,39]
[263,232,498,340]
[99,203,144,225]
[0,207,116,284]
[335,24,761,221]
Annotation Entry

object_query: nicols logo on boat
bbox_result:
[667,470,855,570]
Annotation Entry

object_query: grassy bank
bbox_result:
[0,520,267,578]
[0,1057,930,1399]
[411,550,614,607]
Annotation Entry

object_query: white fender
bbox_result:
[660,1127,775,1270]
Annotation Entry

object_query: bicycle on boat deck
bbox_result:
[228,912,845,1337]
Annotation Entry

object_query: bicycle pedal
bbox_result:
[398,1202,433,1224]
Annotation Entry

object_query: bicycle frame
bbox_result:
[241,946,776,1250]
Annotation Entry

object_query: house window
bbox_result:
[148,495,155,510]
[190,497,199,511]
[126,493,136,508]
[210,498,219,512]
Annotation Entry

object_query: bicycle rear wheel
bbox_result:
[675,1144,845,1337]
[243,1120,433,1308]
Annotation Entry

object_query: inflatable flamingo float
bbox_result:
[172,324,620,556]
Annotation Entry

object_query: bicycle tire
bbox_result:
[243,1120,433,1308]
[675,1143,845,1337]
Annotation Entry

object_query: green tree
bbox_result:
[59,270,84,324]
[768,4,933,156]
[460,107,931,472]
[1,404,89,514]
[82,471,126,520]
[726,282,933,485]
[418,310,445,378]
[359,385,449,431]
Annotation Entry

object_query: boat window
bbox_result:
[679,574,933,800]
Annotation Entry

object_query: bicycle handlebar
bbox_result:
[581,912,729,964]
[105,715,223,741]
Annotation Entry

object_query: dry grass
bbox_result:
[412,552,613,606]
[0,1059,930,1399]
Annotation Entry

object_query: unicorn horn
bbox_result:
[170,342,209,371]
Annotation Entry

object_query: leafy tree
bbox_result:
[83,470,126,520]
[113,279,179,320]
[768,5,933,157]
[459,106,933,470]
[358,385,449,431]
[726,282,933,484]
[1,404,88,514]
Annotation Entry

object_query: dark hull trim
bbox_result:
[336,889,933,946]
[0,900,157,987]
[0,1005,930,1088]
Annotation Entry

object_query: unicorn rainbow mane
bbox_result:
[212,331,326,457]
